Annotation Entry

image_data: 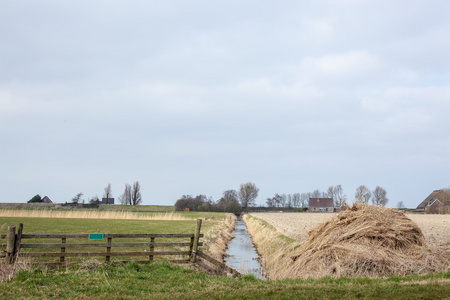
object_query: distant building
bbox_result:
[416,190,450,214]
[309,198,334,212]
[42,196,53,203]
[101,198,114,205]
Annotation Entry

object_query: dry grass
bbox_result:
[251,211,450,251]
[243,214,294,279]
[0,209,191,221]
[202,214,236,262]
[248,205,450,280]
[0,223,18,282]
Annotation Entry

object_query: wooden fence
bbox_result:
[1,219,241,277]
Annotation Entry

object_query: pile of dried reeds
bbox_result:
[277,204,450,279]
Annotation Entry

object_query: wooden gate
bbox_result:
[1,220,241,277]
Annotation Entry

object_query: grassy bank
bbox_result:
[243,214,296,280]
[0,263,449,299]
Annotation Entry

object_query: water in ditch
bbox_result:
[224,217,265,279]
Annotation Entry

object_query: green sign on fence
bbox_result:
[89,233,104,240]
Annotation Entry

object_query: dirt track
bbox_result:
[250,212,450,250]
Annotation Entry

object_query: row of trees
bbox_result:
[355,185,389,206]
[118,182,142,205]
[174,182,260,214]
[266,185,389,208]
[265,185,347,208]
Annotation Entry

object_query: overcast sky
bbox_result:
[1,1,449,208]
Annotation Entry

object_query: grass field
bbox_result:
[0,263,449,299]
[0,214,226,265]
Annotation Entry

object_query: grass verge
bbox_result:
[0,262,449,299]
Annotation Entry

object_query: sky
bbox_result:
[1,1,449,208]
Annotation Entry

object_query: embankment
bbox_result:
[242,214,295,280]
[202,213,237,262]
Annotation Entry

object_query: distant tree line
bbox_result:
[174,182,259,215]
[118,181,142,205]
[265,184,389,208]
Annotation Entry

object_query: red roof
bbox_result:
[42,196,53,203]
[309,198,334,208]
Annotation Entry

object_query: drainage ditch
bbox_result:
[224,217,265,279]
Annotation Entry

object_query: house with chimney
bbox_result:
[309,197,334,212]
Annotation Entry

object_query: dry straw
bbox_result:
[275,204,450,279]
[0,210,191,221]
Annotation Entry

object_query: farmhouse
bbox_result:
[416,189,450,214]
[309,198,334,212]
[42,196,52,203]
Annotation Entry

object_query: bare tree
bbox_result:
[311,189,322,198]
[355,185,371,204]
[131,181,142,205]
[72,192,83,204]
[334,185,347,207]
[397,201,405,209]
[327,186,336,203]
[103,183,112,205]
[372,186,388,206]
[292,193,301,208]
[89,195,100,207]
[119,184,132,205]
[280,194,287,207]
[300,193,309,208]
[239,182,259,209]
[327,185,347,207]
[266,197,274,207]
[223,190,239,203]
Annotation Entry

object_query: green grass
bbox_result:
[0,216,218,234]
[0,263,449,299]
[0,216,220,264]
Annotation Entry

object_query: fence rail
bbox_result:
[1,219,242,278]
[1,221,204,266]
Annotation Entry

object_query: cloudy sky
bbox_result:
[1,1,449,208]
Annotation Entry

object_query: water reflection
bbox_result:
[224,218,265,280]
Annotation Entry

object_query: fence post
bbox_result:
[13,223,23,263]
[190,219,202,263]
[60,237,66,263]
[149,237,154,261]
[106,237,112,262]
[6,225,16,264]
